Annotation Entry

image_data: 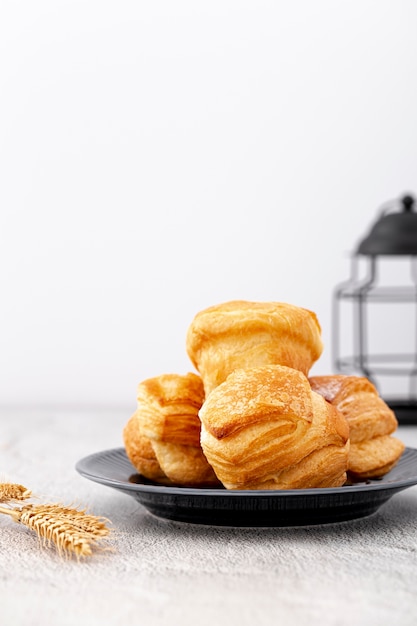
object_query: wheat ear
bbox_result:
[0,482,32,502]
[0,503,111,558]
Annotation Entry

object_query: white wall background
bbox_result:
[1,1,416,410]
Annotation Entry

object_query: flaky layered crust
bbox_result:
[198,365,349,490]
[138,372,205,447]
[309,375,405,479]
[123,412,171,484]
[347,435,406,480]
[150,441,219,486]
[186,300,324,395]
[135,372,220,486]
[308,375,398,442]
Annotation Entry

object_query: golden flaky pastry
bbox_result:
[186,300,323,395]
[198,365,350,490]
[309,375,405,479]
[123,412,171,484]
[135,372,220,486]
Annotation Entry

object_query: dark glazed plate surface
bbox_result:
[75,447,417,527]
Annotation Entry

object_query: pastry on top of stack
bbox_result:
[124,372,220,486]
[186,300,323,396]
[198,365,350,490]
[309,375,405,479]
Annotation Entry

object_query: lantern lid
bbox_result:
[357,194,417,256]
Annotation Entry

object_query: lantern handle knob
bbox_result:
[402,194,415,212]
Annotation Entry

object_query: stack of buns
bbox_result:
[123,300,404,489]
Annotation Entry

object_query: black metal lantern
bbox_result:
[333,193,417,424]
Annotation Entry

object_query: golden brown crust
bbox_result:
[186,300,324,395]
[309,375,397,443]
[123,412,170,483]
[198,365,349,490]
[309,374,404,479]
[348,436,405,479]
[201,364,314,440]
[135,372,220,486]
[151,441,220,486]
[138,372,205,447]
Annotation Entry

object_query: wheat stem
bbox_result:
[0,504,21,521]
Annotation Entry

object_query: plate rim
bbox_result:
[75,446,417,498]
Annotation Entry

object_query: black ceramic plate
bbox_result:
[75,447,417,527]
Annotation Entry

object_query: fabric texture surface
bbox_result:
[1,406,417,626]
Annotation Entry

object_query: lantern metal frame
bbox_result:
[332,195,417,424]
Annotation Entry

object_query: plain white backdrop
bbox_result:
[1,1,417,409]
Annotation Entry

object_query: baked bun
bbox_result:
[198,365,349,490]
[348,435,405,479]
[123,412,171,484]
[309,375,405,479]
[186,300,323,395]
[136,372,220,486]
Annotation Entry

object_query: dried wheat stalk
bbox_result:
[0,479,112,559]
[0,482,32,502]
[0,502,111,558]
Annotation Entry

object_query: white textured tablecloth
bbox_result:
[1,406,417,626]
